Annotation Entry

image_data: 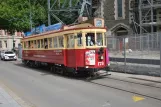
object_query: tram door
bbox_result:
[65,34,76,67]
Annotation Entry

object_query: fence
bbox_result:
[106,32,161,77]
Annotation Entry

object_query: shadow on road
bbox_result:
[13,62,99,81]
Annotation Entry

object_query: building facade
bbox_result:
[94,0,161,36]
[0,30,23,51]
[102,0,132,36]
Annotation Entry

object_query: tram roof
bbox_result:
[22,18,106,40]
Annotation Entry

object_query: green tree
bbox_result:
[0,0,80,32]
[0,0,47,32]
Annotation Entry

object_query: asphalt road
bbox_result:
[0,60,161,107]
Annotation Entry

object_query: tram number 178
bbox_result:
[98,62,104,66]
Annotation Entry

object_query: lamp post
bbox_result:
[12,34,15,52]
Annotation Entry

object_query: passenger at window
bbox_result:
[86,33,95,46]
[90,36,95,46]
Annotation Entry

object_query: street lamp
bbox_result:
[12,34,15,52]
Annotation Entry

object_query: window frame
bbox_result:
[58,36,64,48]
[115,0,125,20]
[66,34,76,49]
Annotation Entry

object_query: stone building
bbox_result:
[99,0,132,36]
[0,30,23,51]
[95,0,161,36]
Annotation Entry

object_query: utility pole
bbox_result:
[160,33,161,77]
[29,0,32,30]
[12,34,15,52]
[48,0,51,26]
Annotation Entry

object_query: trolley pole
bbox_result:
[29,0,32,30]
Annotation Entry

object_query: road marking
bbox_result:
[132,95,145,102]
[102,101,111,106]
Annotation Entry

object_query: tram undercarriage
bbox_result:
[22,60,110,79]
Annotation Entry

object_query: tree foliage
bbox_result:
[0,0,80,32]
[0,0,47,32]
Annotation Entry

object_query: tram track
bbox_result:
[87,80,161,101]
[101,76,161,89]
[12,62,161,102]
[84,76,161,101]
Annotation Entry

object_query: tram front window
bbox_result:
[96,33,103,46]
[85,33,104,47]
[86,33,95,46]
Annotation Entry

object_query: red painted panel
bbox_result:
[23,50,65,64]
[66,49,76,67]
[22,48,109,69]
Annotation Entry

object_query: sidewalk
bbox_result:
[0,86,21,107]
[109,71,161,83]
[0,82,32,107]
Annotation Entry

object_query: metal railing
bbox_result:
[106,32,161,77]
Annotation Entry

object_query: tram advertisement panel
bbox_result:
[85,50,95,65]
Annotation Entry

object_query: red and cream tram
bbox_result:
[21,18,110,77]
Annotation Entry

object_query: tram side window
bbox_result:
[67,35,75,48]
[44,38,48,49]
[58,36,64,48]
[37,40,40,48]
[71,35,75,48]
[53,37,58,48]
[96,33,103,46]
[67,36,69,48]
[48,38,52,48]
[28,41,31,49]
[86,33,95,46]
[31,41,34,48]
[24,42,26,49]
[34,40,37,48]
[41,39,44,48]
[26,41,29,49]
[77,33,82,47]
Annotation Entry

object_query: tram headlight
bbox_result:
[98,47,104,61]
[99,55,104,60]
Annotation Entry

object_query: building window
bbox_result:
[115,0,125,20]
[117,0,123,17]
[4,41,7,48]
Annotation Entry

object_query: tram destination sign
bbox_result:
[94,18,104,28]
